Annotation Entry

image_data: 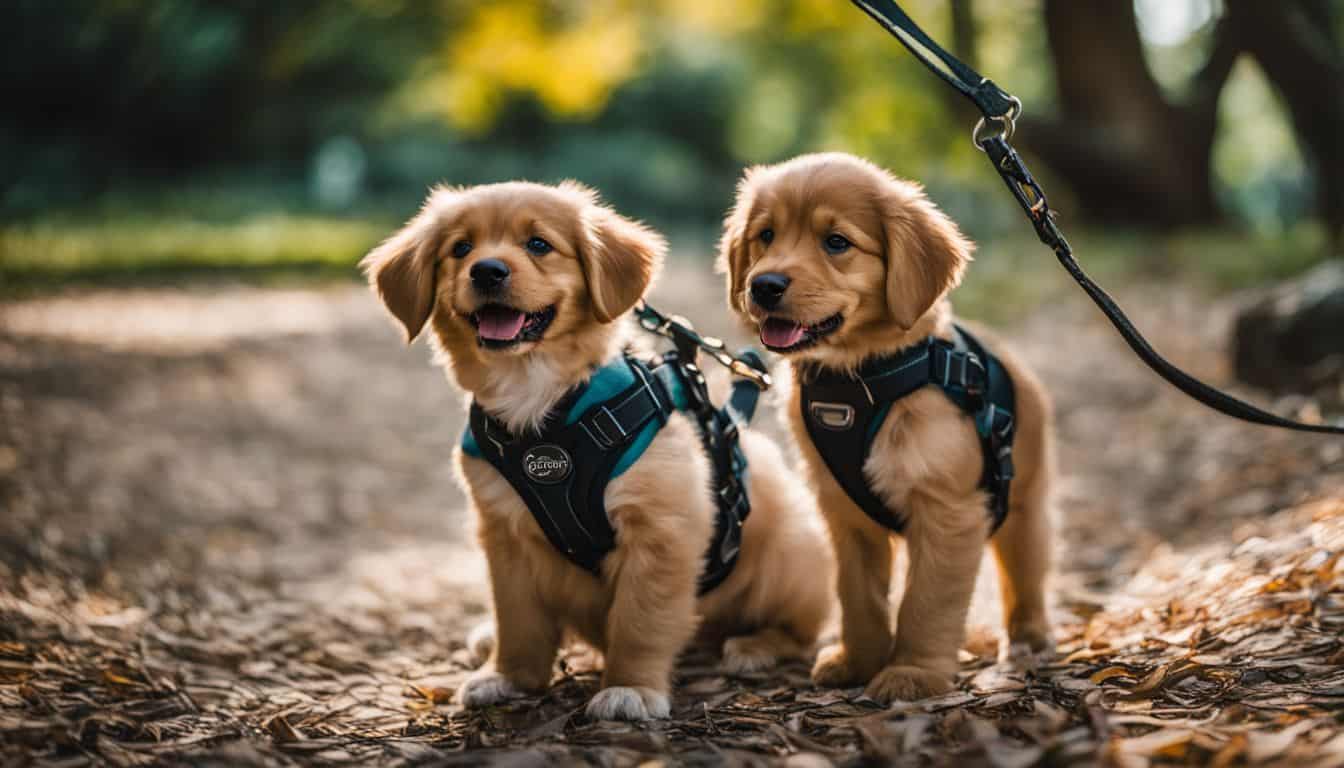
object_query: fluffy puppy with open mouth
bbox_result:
[720,153,1056,703]
[362,181,832,721]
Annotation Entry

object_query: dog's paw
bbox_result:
[1000,635,1056,673]
[456,670,519,708]
[465,622,495,668]
[721,635,779,675]
[811,644,867,688]
[585,686,671,721]
[1006,620,1054,656]
[864,664,954,704]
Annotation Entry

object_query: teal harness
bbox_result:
[462,351,763,594]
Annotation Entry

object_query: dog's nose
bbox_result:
[470,259,510,291]
[750,273,791,310]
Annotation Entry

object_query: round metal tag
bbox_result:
[522,444,572,485]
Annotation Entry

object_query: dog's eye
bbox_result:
[759,228,774,245]
[525,237,553,256]
[451,241,473,259]
[822,234,852,254]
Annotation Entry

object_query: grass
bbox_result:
[0,213,389,296]
[0,209,1332,307]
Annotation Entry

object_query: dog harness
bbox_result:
[461,352,763,594]
[799,325,1016,533]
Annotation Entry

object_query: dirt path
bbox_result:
[2,266,1341,765]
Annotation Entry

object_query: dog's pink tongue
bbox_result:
[476,307,526,341]
[761,318,805,348]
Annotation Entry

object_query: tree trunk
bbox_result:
[1021,0,1230,227]
[1225,0,1344,253]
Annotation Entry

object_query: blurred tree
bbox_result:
[980,0,1343,246]
[1,0,444,214]
[5,0,1339,247]
[1222,1,1344,252]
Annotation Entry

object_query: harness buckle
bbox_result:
[937,346,987,397]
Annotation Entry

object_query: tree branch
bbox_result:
[950,0,977,71]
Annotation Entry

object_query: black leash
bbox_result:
[851,0,1344,435]
[634,301,773,391]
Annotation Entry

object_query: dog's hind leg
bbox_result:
[990,472,1054,660]
[721,626,810,675]
[811,515,895,689]
[465,622,495,667]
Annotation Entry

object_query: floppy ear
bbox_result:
[717,171,758,315]
[359,188,456,342]
[578,205,666,323]
[878,178,973,331]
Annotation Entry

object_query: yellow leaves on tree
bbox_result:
[420,2,642,132]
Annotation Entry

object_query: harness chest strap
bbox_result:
[799,325,1016,533]
[462,354,757,594]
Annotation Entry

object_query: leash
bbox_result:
[851,0,1344,435]
[634,301,773,390]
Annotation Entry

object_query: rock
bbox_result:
[1232,261,1344,397]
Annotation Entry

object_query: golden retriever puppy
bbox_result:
[362,181,831,721]
[719,153,1055,703]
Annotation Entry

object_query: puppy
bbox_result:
[720,154,1055,703]
[362,181,832,721]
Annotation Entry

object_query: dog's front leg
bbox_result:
[868,492,986,703]
[586,508,701,722]
[811,514,894,688]
[457,531,561,708]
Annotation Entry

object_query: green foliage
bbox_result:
[2,0,1333,294]
[1,213,385,295]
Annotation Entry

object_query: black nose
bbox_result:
[470,259,510,291]
[750,273,791,310]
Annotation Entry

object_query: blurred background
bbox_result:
[3,0,1341,291]
[3,3,1344,762]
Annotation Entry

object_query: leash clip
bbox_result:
[971,94,1021,150]
[634,301,773,390]
[979,136,1069,253]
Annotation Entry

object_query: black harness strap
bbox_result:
[468,348,764,595]
[654,345,763,594]
[800,326,1015,533]
[468,356,671,575]
[851,0,1344,436]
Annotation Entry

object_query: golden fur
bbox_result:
[719,153,1056,703]
[362,181,832,721]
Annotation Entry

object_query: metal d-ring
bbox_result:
[972,95,1022,151]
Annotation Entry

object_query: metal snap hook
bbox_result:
[972,95,1022,151]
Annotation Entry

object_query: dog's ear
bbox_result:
[578,201,666,324]
[878,178,973,331]
[717,169,759,314]
[360,188,457,342]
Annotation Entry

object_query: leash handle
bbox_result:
[634,301,773,390]
[853,1,1344,435]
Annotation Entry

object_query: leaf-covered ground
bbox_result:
[2,265,1342,766]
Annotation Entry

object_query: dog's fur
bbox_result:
[362,181,832,721]
[719,153,1055,703]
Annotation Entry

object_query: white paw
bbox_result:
[465,623,495,667]
[721,636,777,675]
[456,671,519,708]
[585,686,671,721]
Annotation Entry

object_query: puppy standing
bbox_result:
[720,154,1055,702]
[362,181,831,721]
